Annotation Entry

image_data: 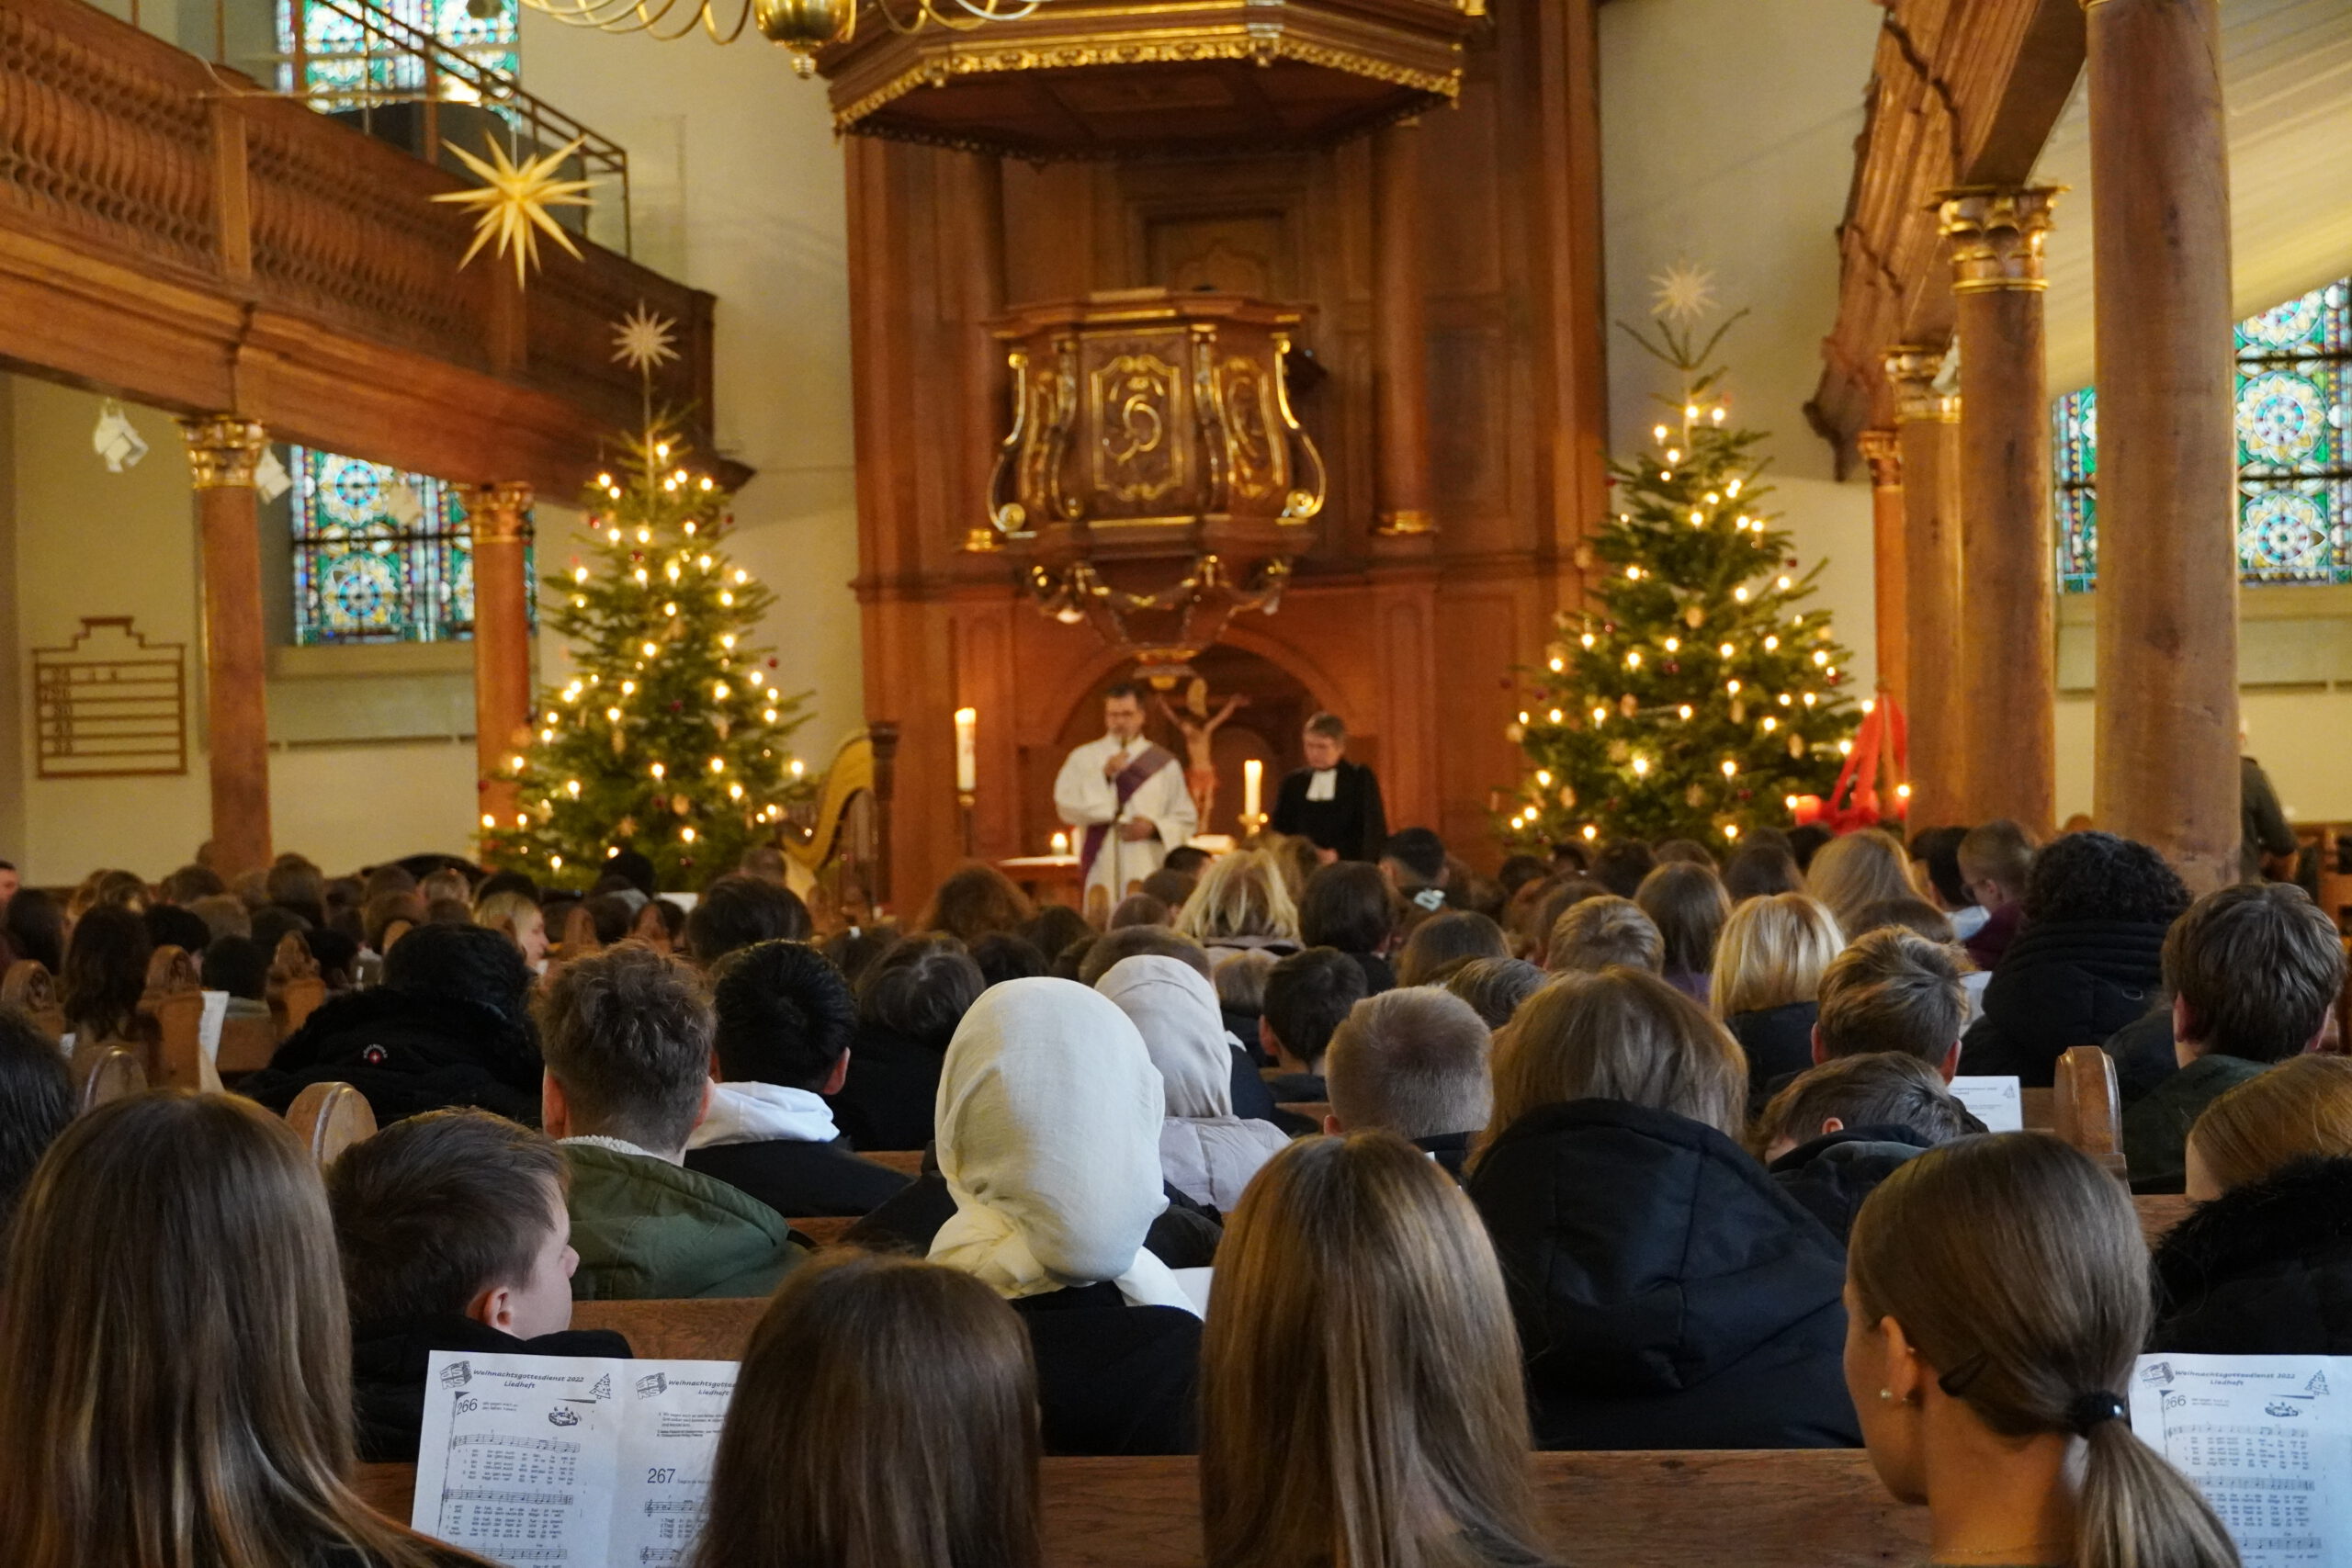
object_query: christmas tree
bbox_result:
[1502,305,1863,850]
[482,360,815,887]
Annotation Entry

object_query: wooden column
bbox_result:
[1856,429,1910,716]
[1884,347,1965,829]
[1939,187,2062,836]
[461,482,535,835]
[179,417,274,874]
[2086,0,2239,892]
[1372,118,1435,544]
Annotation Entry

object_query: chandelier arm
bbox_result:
[700,0,755,43]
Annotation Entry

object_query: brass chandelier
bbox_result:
[518,0,1039,75]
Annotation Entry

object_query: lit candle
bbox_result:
[1051,830,1070,856]
[1243,758,1262,824]
[953,706,978,794]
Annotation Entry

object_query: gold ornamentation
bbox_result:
[1935,186,2062,295]
[752,0,855,73]
[1091,352,1183,505]
[1651,261,1717,327]
[1856,430,1902,491]
[177,416,269,489]
[1374,509,1437,536]
[1217,355,1284,501]
[431,136,595,287]
[613,305,681,372]
[1883,344,1959,423]
[459,481,536,546]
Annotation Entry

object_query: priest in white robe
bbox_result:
[1054,682,1199,919]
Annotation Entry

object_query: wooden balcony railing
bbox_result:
[0,0,722,497]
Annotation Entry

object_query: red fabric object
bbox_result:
[1826,692,1909,832]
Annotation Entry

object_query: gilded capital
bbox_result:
[458,481,535,546]
[1936,186,2062,293]
[177,416,270,490]
[1857,429,1903,491]
[1373,509,1437,537]
[1883,344,1959,424]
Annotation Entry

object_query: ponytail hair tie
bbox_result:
[2067,1391,2127,1436]
[1411,887,1446,912]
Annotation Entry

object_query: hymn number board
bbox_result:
[32,616,188,779]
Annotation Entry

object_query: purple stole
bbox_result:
[1081,742,1179,881]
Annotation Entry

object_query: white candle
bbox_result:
[1243,758,1262,823]
[954,706,978,794]
[1051,830,1069,856]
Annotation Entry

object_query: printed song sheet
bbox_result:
[412,1350,736,1568]
[1949,1076,2023,1133]
[2132,1353,2352,1568]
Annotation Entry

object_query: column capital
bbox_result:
[1857,429,1903,490]
[1935,186,2063,293]
[458,481,535,545]
[176,416,269,490]
[1883,344,1960,424]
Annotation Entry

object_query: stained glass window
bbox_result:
[276,1,518,107]
[2054,276,2352,591]
[288,448,531,646]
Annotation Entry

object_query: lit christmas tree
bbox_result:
[1502,299,1865,850]
[482,310,815,886]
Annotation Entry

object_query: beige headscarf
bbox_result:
[927,977,1195,1314]
[1094,953,1236,1120]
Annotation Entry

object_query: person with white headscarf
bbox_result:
[1095,954,1294,1211]
[926,976,1206,1455]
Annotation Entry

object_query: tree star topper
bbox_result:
[613,305,681,374]
[432,135,595,287]
[1651,260,1718,328]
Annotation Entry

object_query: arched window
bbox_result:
[288,448,532,646]
[2054,276,2351,592]
[276,0,518,105]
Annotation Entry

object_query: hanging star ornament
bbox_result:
[432,135,595,287]
[1651,260,1718,327]
[613,305,681,373]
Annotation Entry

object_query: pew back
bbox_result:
[2,959,65,1041]
[69,1044,145,1113]
[287,1081,376,1167]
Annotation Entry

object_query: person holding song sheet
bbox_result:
[1054,683,1199,922]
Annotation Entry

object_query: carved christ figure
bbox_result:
[1159,681,1247,829]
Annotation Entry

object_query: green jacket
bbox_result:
[563,1142,805,1301]
[2122,1053,2269,1195]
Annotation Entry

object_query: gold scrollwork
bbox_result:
[1218,355,1285,501]
[1091,353,1183,504]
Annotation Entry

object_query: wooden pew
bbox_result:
[1,959,65,1041]
[287,1081,376,1166]
[68,1044,145,1113]
[355,1449,1927,1568]
[863,1149,925,1177]
[215,1011,278,1076]
[269,932,329,1039]
[790,1215,860,1248]
[2052,1045,2127,1180]
[81,946,207,1092]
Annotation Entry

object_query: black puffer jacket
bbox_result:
[1958,919,2168,1087]
[1728,1001,1817,1111]
[2151,1157,2352,1355]
[243,988,543,1125]
[1467,1100,1860,1450]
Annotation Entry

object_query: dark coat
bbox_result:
[1345,951,1397,997]
[843,1169,1224,1267]
[684,1136,912,1219]
[2123,1053,2270,1195]
[1957,919,2169,1088]
[1767,1123,1934,1244]
[1012,1279,1202,1455]
[1417,1130,1474,1179]
[1728,1002,1818,1110]
[2103,1005,2180,1107]
[350,1314,631,1462]
[1467,1100,1860,1450]
[1229,1044,1285,1129]
[2153,1157,2352,1355]
[1270,758,1388,863]
[827,1025,944,1153]
[243,988,542,1125]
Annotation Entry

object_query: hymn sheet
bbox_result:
[2132,1353,2352,1568]
[412,1349,737,1568]
[1949,1076,2023,1133]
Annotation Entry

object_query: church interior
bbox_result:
[4,1,2352,1566]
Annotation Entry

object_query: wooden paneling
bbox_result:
[0,0,718,496]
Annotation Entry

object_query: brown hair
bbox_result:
[1203,1134,1543,1568]
[1396,909,1510,987]
[2188,1053,2352,1192]
[2165,881,2345,1063]
[328,1109,569,1324]
[1304,711,1348,741]
[1805,830,1917,936]
[1326,988,1495,1141]
[1443,956,1547,1030]
[0,1094,462,1568]
[1543,896,1662,975]
[919,864,1037,945]
[1488,968,1747,1144]
[1815,928,1967,1065]
[1634,862,1731,977]
[1849,1135,2238,1568]
[1957,818,2038,900]
[1756,1052,1982,1156]
[537,943,715,1152]
[695,1250,1040,1568]
[1709,893,1844,1018]
[1844,897,1956,945]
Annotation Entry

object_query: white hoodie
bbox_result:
[688,1080,841,1150]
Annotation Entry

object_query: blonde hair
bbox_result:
[0,1094,461,1568]
[1202,1134,1543,1568]
[1805,831,1917,936]
[1849,1135,2238,1568]
[1487,968,1747,1145]
[1176,851,1301,945]
[2188,1054,2352,1193]
[1710,894,1845,1017]
[473,889,542,939]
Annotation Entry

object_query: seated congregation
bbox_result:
[0,813,2340,1568]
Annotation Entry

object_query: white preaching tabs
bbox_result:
[1949,1076,2023,1133]
[412,1348,737,1568]
[2132,1353,2352,1568]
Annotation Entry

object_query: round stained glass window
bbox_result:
[2242,292,2325,351]
[318,457,390,533]
[319,548,402,633]
[2242,490,2329,577]
[2239,372,2326,465]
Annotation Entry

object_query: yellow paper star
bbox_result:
[613,304,680,372]
[432,136,596,287]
